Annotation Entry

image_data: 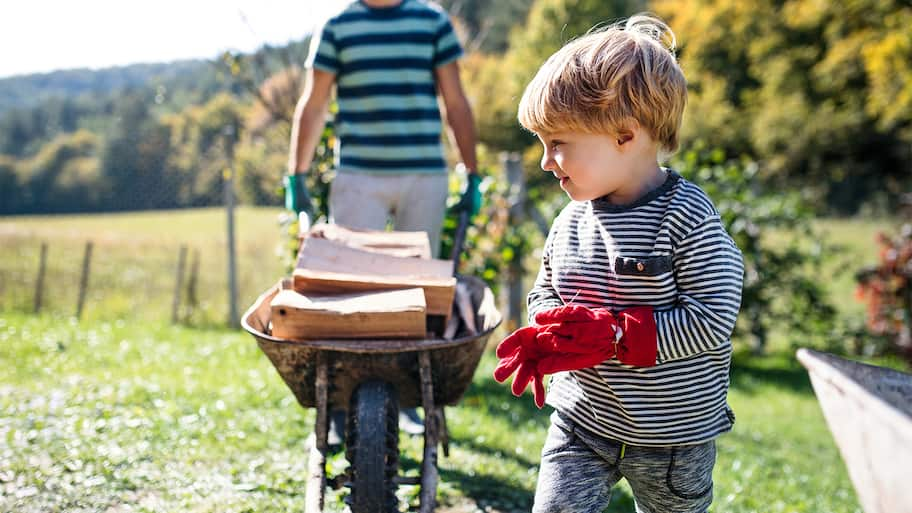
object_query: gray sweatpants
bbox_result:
[534,412,716,513]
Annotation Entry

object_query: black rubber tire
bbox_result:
[345,380,399,513]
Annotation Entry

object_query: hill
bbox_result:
[0,60,221,115]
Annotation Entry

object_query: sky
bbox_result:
[0,0,352,78]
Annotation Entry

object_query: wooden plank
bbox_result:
[797,349,912,513]
[294,237,456,316]
[298,237,452,277]
[270,288,427,339]
[305,223,432,259]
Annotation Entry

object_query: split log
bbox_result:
[294,238,456,316]
[304,223,431,259]
[270,287,427,339]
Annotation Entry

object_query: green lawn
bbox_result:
[0,311,871,513]
[0,211,904,512]
[0,207,288,325]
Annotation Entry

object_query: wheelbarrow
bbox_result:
[796,349,912,513]
[242,272,501,513]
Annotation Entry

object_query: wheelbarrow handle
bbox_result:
[450,210,470,273]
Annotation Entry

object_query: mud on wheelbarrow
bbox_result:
[242,273,502,513]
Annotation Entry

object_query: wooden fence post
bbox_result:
[503,152,525,330]
[33,242,48,313]
[184,249,200,323]
[172,245,187,324]
[223,126,239,327]
[76,241,93,319]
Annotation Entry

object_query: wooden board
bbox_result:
[797,349,912,513]
[294,237,456,316]
[303,223,432,259]
[270,287,427,339]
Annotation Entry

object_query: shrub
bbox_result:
[672,145,839,353]
[855,201,912,362]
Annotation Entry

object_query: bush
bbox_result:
[671,145,840,353]
[855,202,912,362]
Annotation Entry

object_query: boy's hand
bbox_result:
[493,326,548,408]
[614,306,658,367]
[534,305,620,352]
[535,304,659,367]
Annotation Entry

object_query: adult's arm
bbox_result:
[287,68,335,175]
[434,61,477,173]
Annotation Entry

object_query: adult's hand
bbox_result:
[283,173,314,217]
[455,173,482,217]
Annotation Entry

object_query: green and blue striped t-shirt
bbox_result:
[307,0,463,174]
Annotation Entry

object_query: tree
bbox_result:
[437,0,533,53]
[20,130,101,213]
[653,0,912,213]
[164,93,248,208]
[0,156,21,214]
[100,89,175,210]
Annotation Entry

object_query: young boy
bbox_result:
[494,14,744,513]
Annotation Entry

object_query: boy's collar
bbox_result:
[591,169,679,212]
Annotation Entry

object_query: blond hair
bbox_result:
[517,14,687,154]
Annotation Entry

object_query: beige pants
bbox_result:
[329,171,449,258]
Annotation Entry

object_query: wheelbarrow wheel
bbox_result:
[345,380,399,513]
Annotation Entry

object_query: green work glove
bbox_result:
[283,174,314,217]
[455,173,482,217]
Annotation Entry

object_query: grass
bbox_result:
[0,210,905,512]
[0,207,288,325]
[0,311,874,513]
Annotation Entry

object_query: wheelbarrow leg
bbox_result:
[418,351,439,513]
[440,407,450,458]
[306,352,329,513]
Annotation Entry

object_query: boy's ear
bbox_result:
[616,131,634,146]
[615,121,638,146]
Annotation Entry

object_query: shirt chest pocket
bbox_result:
[612,255,677,300]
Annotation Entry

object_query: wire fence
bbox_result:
[0,204,290,328]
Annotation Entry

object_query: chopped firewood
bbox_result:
[270,287,427,340]
[303,223,432,259]
[294,237,456,317]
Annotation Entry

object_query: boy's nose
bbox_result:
[541,152,557,173]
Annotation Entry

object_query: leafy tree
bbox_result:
[0,156,21,214]
[99,89,176,210]
[653,0,912,213]
[19,130,101,213]
[437,0,533,53]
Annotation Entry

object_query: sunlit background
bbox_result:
[1,1,910,512]
[0,0,351,78]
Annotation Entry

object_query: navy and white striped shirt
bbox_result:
[307,0,462,173]
[528,171,744,446]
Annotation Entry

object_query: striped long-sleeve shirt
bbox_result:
[307,0,462,174]
[528,170,744,446]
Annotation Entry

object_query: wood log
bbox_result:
[304,223,432,259]
[294,238,456,316]
[270,287,427,339]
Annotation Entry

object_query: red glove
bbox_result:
[493,305,659,408]
[534,305,620,351]
[532,305,620,374]
[493,326,548,408]
[537,304,658,367]
[615,306,658,367]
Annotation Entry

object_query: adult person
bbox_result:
[286,0,480,445]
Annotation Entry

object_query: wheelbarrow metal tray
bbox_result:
[796,349,912,513]
[243,274,502,410]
